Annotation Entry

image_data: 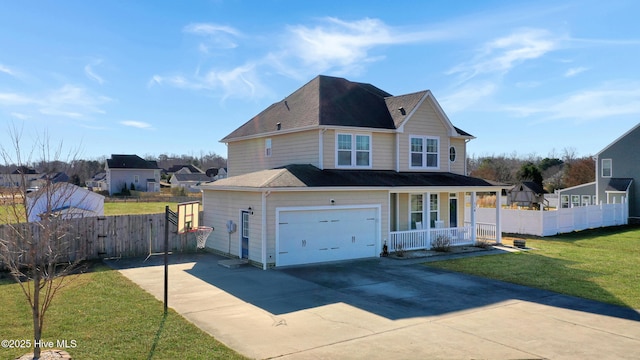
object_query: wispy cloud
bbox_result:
[0,64,16,77]
[10,112,29,120]
[505,82,640,122]
[183,22,241,53]
[84,60,105,84]
[0,85,110,120]
[440,82,498,113]
[447,28,559,83]
[564,66,588,77]
[120,120,153,129]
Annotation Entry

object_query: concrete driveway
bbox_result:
[108,252,640,359]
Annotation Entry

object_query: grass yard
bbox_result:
[0,264,246,360]
[427,225,640,309]
[104,202,184,215]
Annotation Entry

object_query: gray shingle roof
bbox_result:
[107,155,159,169]
[173,173,212,182]
[204,164,497,189]
[606,178,633,192]
[221,75,473,141]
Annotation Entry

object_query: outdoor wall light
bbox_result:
[248,206,254,215]
[330,199,335,205]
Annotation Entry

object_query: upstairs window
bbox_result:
[410,136,439,169]
[337,133,371,167]
[265,138,272,157]
[449,146,456,162]
[601,158,612,177]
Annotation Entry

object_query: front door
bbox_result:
[240,210,249,259]
[449,194,457,228]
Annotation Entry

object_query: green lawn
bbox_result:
[104,202,184,215]
[0,264,246,360]
[427,225,640,309]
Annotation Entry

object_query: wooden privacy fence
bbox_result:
[0,212,202,268]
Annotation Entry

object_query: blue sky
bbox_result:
[1,0,639,161]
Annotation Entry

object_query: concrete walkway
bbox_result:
[107,251,640,359]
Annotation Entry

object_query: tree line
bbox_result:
[467,147,596,193]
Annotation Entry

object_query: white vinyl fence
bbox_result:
[466,202,628,237]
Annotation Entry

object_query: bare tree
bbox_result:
[0,126,85,360]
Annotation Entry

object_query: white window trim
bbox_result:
[601,158,612,178]
[265,138,272,157]
[335,132,372,168]
[409,193,423,229]
[571,195,580,207]
[409,135,440,170]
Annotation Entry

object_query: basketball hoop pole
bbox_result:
[164,205,178,315]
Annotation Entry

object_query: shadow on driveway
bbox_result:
[106,251,640,322]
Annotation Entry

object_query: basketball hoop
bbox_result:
[195,226,213,249]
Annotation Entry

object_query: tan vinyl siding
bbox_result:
[322,129,395,170]
[399,100,450,172]
[202,190,262,262]
[448,138,466,175]
[227,130,320,177]
[265,190,389,265]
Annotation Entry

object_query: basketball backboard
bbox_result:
[177,201,200,234]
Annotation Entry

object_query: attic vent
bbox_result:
[276,122,281,130]
[399,107,406,115]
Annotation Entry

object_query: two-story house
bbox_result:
[105,154,160,195]
[200,75,505,268]
[558,122,637,221]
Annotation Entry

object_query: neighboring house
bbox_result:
[558,122,638,221]
[0,166,40,188]
[166,164,204,175]
[105,154,160,195]
[86,172,108,191]
[507,181,547,208]
[170,173,212,191]
[26,183,105,222]
[199,75,505,268]
[31,172,69,189]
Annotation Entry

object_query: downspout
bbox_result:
[261,190,271,270]
[395,132,400,172]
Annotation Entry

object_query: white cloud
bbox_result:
[0,64,16,77]
[85,60,105,84]
[10,112,29,120]
[440,82,498,113]
[0,85,110,120]
[504,83,640,121]
[120,120,153,129]
[448,28,559,82]
[183,22,240,52]
[564,66,588,77]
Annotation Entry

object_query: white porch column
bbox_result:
[495,190,502,244]
[470,191,477,244]
[425,192,431,248]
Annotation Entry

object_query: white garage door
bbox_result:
[277,207,378,266]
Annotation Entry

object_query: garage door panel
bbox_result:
[277,207,378,266]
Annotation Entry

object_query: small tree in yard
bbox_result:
[0,127,85,360]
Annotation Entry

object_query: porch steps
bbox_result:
[218,259,249,269]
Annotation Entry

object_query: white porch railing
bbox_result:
[465,221,496,241]
[388,226,474,252]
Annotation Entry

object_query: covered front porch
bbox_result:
[388,190,502,252]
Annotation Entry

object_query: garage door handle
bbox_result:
[331,247,339,249]
[279,251,288,254]
[366,244,375,246]
[319,248,328,251]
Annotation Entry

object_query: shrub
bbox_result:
[432,235,451,252]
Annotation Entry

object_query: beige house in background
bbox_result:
[200,75,505,269]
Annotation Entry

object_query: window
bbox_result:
[265,138,272,157]
[409,136,439,169]
[429,193,438,227]
[582,195,591,206]
[336,133,371,167]
[601,159,612,177]
[561,195,569,208]
[449,146,456,162]
[571,195,580,208]
[134,175,139,184]
[410,194,423,229]
[242,212,249,238]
